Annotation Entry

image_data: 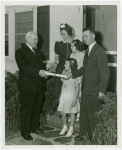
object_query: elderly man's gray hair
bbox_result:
[25,31,37,41]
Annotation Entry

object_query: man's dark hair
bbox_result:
[82,27,95,35]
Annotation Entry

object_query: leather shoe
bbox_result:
[22,134,33,140]
[74,135,84,140]
[31,129,44,134]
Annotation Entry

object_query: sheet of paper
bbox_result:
[45,71,55,76]
[55,74,67,78]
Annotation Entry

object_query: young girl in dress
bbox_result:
[57,58,80,137]
[70,39,85,121]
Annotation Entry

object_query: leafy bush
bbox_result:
[84,92,117,145]
[5,71,21,139]
[40,77,59,126]
[5,71,19,101]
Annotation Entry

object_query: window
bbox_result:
[5,14,9,56]
[15,11,33,51]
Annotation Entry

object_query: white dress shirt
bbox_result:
[88,42,96,56]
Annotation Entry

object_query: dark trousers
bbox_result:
[19,85,45,136]
[79,91,101,139]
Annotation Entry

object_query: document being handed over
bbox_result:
[45,71,68,78]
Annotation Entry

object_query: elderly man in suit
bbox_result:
[71,28,110,141]
[15,31,47,140]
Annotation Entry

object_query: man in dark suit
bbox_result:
[71,28,110,141]
[15,31,47,140]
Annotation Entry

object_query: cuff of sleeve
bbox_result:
[99,89,106,94]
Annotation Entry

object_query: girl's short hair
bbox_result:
[66,58,78,72]
[71,39,84,51]
[60,23,73,36]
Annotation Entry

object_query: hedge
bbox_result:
[84,92,117,145]
[5,71,21,139]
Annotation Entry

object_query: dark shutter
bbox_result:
[37,6,50,60]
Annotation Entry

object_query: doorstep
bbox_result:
[46,111,80,133]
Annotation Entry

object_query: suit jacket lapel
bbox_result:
[26,45,40,62]
[83,43,98,66]
[35,49,43,62]
[35,49,44,68]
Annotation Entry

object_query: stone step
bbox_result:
[46,111,80,133]
[5,125,83,145]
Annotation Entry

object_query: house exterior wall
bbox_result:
[49,5,83,62]
[5,5,83,72]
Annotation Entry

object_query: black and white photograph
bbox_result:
[1,1,121,148]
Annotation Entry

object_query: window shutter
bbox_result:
[37,6,50,60]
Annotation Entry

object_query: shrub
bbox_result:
[84,92,117,145]
[5,71,21,139]
[5,71,19,101]
[40,77,59,126]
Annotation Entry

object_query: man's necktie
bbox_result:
[32,48,37,55]
[86,48,89,59]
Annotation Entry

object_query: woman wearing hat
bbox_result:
[47,23,74,111]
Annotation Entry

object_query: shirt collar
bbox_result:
[26,43,33,51]
[89,42,96,51]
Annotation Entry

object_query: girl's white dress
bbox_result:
[70,51,85,113]
[58,77,79,113]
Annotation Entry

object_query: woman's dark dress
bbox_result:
[53,41,72,98]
